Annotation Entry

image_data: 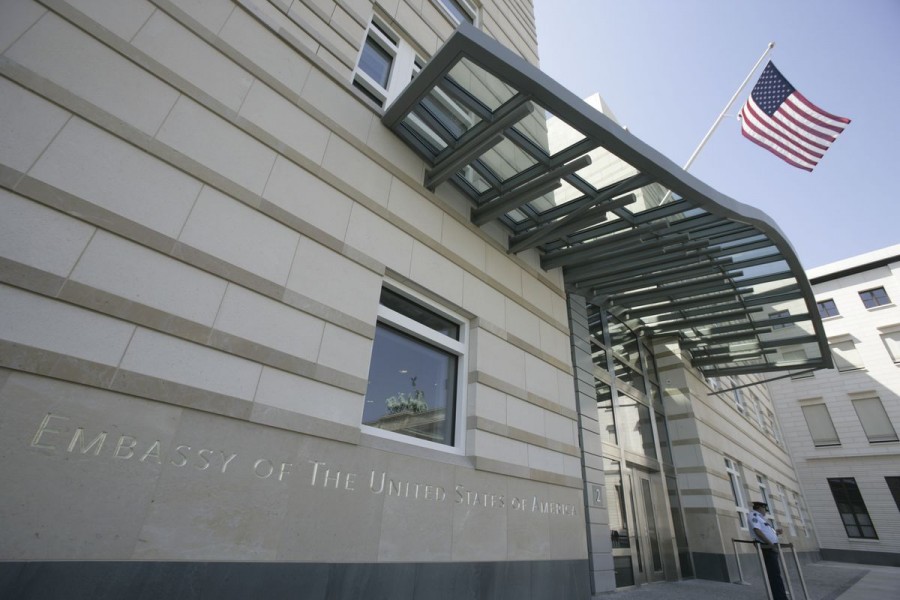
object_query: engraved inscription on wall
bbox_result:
[30,412,578,518]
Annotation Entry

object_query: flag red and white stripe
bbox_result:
[740,61,850,171]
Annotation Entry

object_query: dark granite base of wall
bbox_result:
[820,548,900,567]
[0,559,590,600]
[691,552,730,582]
[693,549,822,585]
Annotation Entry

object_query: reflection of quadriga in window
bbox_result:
[362,288,465,448]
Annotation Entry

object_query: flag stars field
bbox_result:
[739,61,850,172]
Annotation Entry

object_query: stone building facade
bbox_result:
[0,0,829,597]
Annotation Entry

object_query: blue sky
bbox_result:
[534,0,899,269]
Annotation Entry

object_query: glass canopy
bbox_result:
[383,24,831,377]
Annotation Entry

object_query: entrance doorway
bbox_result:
[629,469,665,584]
[606,463,673,587]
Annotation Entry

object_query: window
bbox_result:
[831,339,864,372]
[816,299,839,318]
[785,349,814,379]
[362,287,466,449]
[757,474,771,514]
[790,369,814,380]
[859,286,891,309]
[793,491,811,537]
[725,457,749,529]
[767,408,783,445]
[827,478,878,539]
[353,19,419,107]
[749,392,765,429]
[434,0,477,24]
[886,477,900,512]
[732,378,745,414]
[801,403,840,446]
[881,330,900,363]
[852,397,899,443]
[616,393,657,460]
[769,309,790,329]
[777,483,797,536]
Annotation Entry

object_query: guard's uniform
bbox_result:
[750,508,788,600]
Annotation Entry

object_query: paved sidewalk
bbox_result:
[594,561,900,600]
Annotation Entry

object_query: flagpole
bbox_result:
[661,42,775,203]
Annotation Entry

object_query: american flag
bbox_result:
[740,61,850,171]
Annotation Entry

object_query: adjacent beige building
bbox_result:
[768,245,900,567]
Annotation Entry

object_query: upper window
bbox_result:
[725,457,749,529]
[882,330,900,363]
[831,339,864,372]
[852,397,899,443]
[828,478,878,539]
[731,377,745,414]
[784,349,814,379]
[767,408,783,445]
[769,309,790,329]
[353,20,420,108]
[434,0,477,24]
[756,474,771,512]
[886,477,900,512]
[776,483,797,536]
[801,403,840,447]
[362,287,466,450]
[817,299,840,318]
[792,491,811,537]
[860,286,891,309]
[749,393,765,429]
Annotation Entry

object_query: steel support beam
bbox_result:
[580,256,735,294]
[691,348,776,367]
[565,239,711,282]
[602,275,737,307]
[540,222,669,269]
[425,95,534,189]
[471,155,592,225]
[648,307,764,335]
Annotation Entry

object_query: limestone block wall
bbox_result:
[655,339,817,581]
[0,0,587,582]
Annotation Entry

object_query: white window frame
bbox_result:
[757,474,771,508]
[816,298,840,319]
[776,483,797,536]
[792,491,811,537]
[353,18,419,108]
[433,0,479,25]
[732,377,745,414]
[852,396,899,443]
[749,392,765,429]
[785,348,814,379]
[831,338,864,372]
[859,286,892,309]
[879,327,900,363]
[725,457,749,530]
[800,402,840,447]
[756,474,774,527]
[767,408,784,445]
[361,283,468,454]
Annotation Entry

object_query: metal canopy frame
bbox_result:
[383,23,831,377]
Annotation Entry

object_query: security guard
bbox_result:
[750,501,788,600]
